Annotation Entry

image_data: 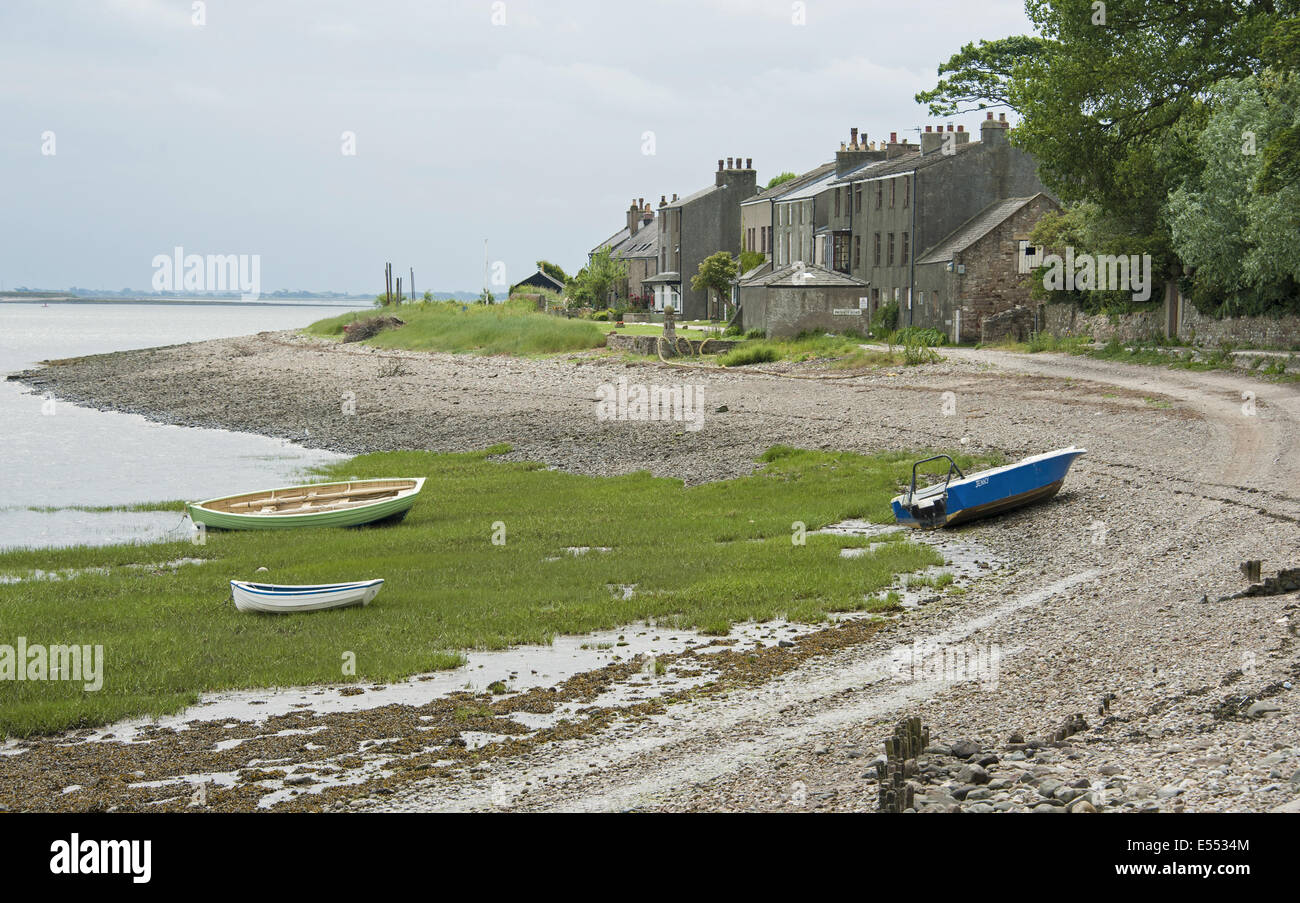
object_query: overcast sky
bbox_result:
[0,0,1033,295]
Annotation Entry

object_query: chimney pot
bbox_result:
[659,195,666,206]
[925,126,932,132]
[957,125,964,132]
[987,112,994,120]
[718,159,724,171]
[746,157,751,169]
[850,127,859,146]
[999,113,1007,122]
[890,132,898,143]
[727,157,734,169]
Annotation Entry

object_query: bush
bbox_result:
[870,300,899,335]
[889,327,946,347]
[719,344,780,367]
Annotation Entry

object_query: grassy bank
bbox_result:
[305,300,607,356]
[0,446,994,737]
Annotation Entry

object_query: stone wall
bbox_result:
[741,284,870,339]
[1043,299,1300,349]
[1178,302,1300,349]
[604,333,739,356]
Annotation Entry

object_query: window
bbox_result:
[854,235,860,268]
[875,183,883,209]
[873,233,881,267]
[890,180,896,208]
[888,233,895,266]
[901,232,909,266]
[798,203,804,225]
[904,176,911,208]
[834,235,850,273]
[871,287,880,307]
[835,188,841,217]
[854,184,862,213]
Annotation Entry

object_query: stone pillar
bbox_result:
[663,304,676,341]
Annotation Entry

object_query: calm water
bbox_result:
[0,302,367,551]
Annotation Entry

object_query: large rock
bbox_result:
[980,306,1035,344]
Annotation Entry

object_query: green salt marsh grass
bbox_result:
[305,300,607,356]
[0,445,995,736]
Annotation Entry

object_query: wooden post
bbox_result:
[410,267,415,302]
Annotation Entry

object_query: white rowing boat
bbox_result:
[230,579,384,613]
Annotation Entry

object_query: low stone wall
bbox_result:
[1044,299,1300,349]
[604,333,739,356]
[1179,304,1300,349]
[622,312,664,323]
[980,306,1035,344]
[1042,304,1164,344]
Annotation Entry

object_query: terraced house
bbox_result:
[825,114,1052,340]
[644,157,757,319]
[590,199,660,306]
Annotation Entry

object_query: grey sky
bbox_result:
[0,0,1032,295]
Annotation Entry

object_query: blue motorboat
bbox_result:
[891,447,1086,529]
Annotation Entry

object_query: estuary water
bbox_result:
[0,301,366,551]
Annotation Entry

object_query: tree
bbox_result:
[918,0,1300,313]
[765,172,797,190]
[691,252,738,320]
[536,259,569,284]
[1166,75,1300,315]
[567,246,626,309]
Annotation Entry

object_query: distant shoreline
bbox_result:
[0,298,370,308]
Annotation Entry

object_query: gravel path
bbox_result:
[10,333,1300,812]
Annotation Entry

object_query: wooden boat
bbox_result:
[891,447,1085,529]
[231,578,383,613]
[187,477,424,530]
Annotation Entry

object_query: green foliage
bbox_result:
[0,446,999,735]
[888,327,947,347]
[306,301,606,356]
[765,172,797,190]
[568,245,628,310]
[718,344,779,367]
[870,299,899,335]
[1167,75,1300,316]
[915,35,1053,116]
[691,251,739,318]
[739,250,766,274]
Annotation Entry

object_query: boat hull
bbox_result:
[188,478,424,531]
[891,448,1084,529]
[231,579,384,613]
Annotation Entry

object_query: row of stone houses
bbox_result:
[586,114,1059,339]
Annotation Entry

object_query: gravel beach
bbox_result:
[7,331,1300,813]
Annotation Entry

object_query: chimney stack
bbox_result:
[921,124,943,156]
[886,131,913,160]
[627,199,640,236]
[836,126,886,175]
[981,111,1009,145]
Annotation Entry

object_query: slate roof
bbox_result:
[611,222,659,259]
[643,270,681,284]
[827,141,982,186]
[739,261,868,288]
[915,194,1055,266]
[740,160,837,206]
[511,270,566,292]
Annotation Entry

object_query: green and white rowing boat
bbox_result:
[187,477,425,530]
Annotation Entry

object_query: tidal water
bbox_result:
[0,301,366,551]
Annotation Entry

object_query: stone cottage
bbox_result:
[915,193,1061,342]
